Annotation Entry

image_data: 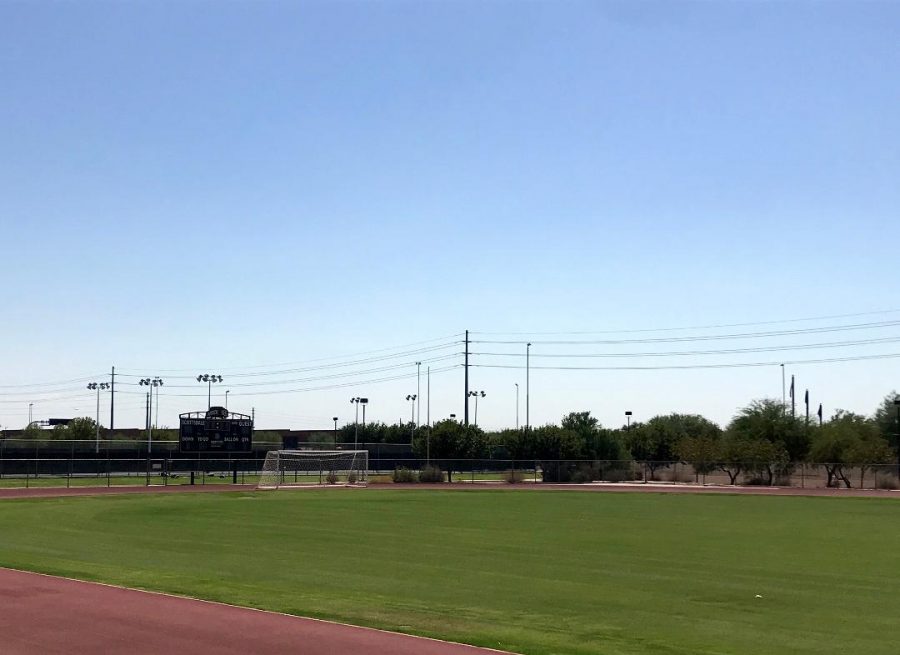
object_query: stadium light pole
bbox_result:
[350,397,367,449]
[333,416,339,448]
[468,390,486,427]
[196,374,223,409]
[625,410,633,431]
[28,403,33,426]
[225,390,230,411]
[86,382,110,453]
[406,394,417,446]
[416,361,421,427]
[139,377,163,454]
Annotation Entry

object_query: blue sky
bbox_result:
[1,1,898,431]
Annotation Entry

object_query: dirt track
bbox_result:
[0,568,511,655]
[1,481,898,501]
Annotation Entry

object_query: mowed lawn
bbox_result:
[0,490,899,655]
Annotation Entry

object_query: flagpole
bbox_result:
[805,389,809,426]
[790,375,796,419]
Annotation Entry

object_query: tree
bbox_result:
[676,433,721,480]
[65,417,99,442]
[560,411,627,462]
[412,420,487,482]
[727,398,809,462]
[810,411,891,488]
[873,391,900,450]
[626,414,718,480]
[22,423,44,440]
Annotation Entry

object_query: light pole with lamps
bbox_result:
[406,394,417,445]
[333,416,339,448]
[139,377,163,453]
[28,403,33,426]
[86,382,110,453]
[468,390,486,427]
[196,374,223,409]
[625,410,633,431]
[350,397,368,450]
[416,361,421,427]
[225,390,230,411]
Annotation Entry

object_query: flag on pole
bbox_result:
[790,376,795,400]
[817,403,823,425]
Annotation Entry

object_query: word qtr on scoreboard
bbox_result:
[179,406,253,453]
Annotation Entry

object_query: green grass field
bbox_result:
[0,489,898,655]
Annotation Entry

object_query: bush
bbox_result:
[418,465,444,483]
[665,467,694,483]
[876,474,899,490]
[348,471,358,484]
[368,474,393,484]
[503,469,525,484]
[392,467,417,483]
[325,471,338,485]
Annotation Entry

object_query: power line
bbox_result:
[114,364,461,397]
[472,351,900,371]
[115,354,460,389]
[115,342,460,379]
[471,319,900,345]
[469,307,900,336]
[114,332,464,374]
[471,335,900,359]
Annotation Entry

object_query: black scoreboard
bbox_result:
[179,407,253,452]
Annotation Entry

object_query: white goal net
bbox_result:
[257,450,368,490]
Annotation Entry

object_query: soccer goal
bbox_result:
[257,450,368,490]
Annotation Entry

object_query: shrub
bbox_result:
[325,471,338,484]
[368,474,393,484]
[876,474,899,490]
[392,467,417,483]
[348,471,358,484]
[665,467,694,483]
[418,465,444,483]
[503,469,525,484]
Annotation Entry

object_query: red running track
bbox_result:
[0,568,511,655]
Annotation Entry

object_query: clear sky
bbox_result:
[1,1,898,432]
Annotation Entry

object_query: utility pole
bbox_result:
[427,366,431,428]
[526,342,532,431]
[110,365,115,430]
[464,330,470,425]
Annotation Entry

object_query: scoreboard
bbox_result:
[179,407,253,453]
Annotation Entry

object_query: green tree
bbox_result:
[22,422,44,440]
[676,433,721,480]
[412,420,487,482]
[728,398,809,462]
[561,411,628,462]
[66,417,99,442]
[873,391,900,450]
[810,411,891,488]
[626,414,718,480]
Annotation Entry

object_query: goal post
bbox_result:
[257,449,368,490]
